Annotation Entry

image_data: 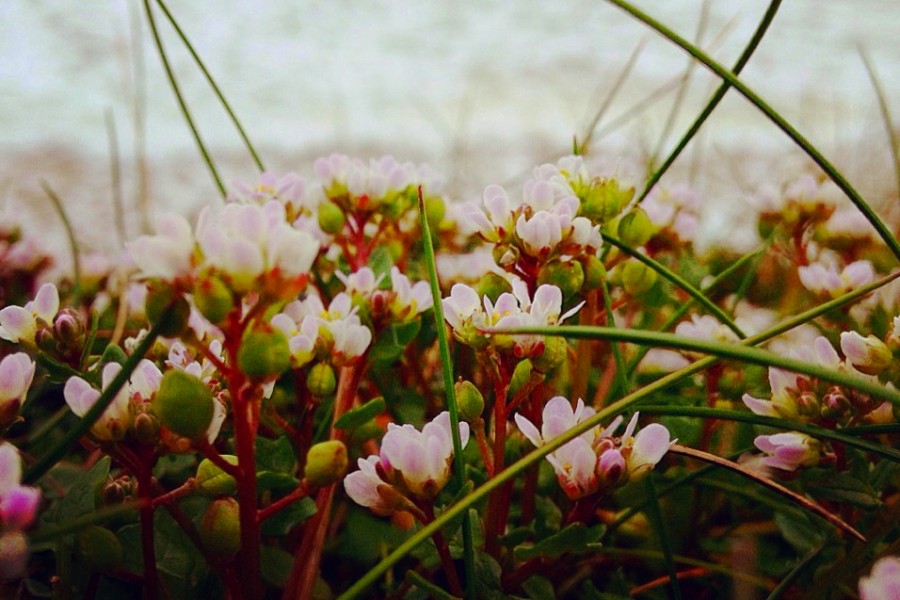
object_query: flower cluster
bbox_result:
[0,442,41,580]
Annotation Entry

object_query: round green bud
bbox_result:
[581,255,606,291]
[386,240,405,262]
[455,380,485,422]
[307,362,337,397]
[304,440,348,487]
[492,244,519,268]
[199,498,241,560]
[581,179,634,223]
[537,260,585,301]
[75,526,123,573]
[508,359,534,399]
[617,207,655,248]
[317,201,346,235]
[475,273,512,304]
[237,328,291,378]
[145,283,191,337]
[532,336,568,373]
[194,276,233,324]
[621,261,658,296]
[152,370,214,440]
[196,455,239,496]
[425,196,446,230]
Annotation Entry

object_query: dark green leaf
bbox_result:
[774,511,825,554]
[514,523,604,561]
[334,397,386,430]
[40,457,110,525]
[369,320,421,363]
[523,575,556,600]
[256,471,299,493]
[260,545,294,588]
[806,472,881,509]
[256,435,296,473]
[261,497,317,536]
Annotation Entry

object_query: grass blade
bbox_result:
[40,181,81,305]
[858,46,900,198]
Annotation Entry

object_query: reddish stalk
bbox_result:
[135,463,159,600]
[258,482,311,522]
[419,503,463,596]
[485,362,510,557]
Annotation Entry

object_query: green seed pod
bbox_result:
[196,455,239,496]
[617,207,655,248]
[304,440,349,487]
[307,362,337,397]
[237,328,291,378]
[199,498,241,560]
[145,283,191,337]
[75,526,123,573]
[318,201,346,235]
[475,273,512,304]
[507,359,534,399]
[621,261,658,296]
[194,275,233,324]
[581,255,606,291]
[152,370,214,440]
[532,336,568,373]
[455,380,485,422]
[537,260,585,301]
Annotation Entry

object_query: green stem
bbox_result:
[858,46,900,198]
[154,0,265,172]
[417,186,476,598]
[40,181,81,305]
[643,476,682,600]
[599,275,628,403]
[143,0,226,197]
[606,0,900,262]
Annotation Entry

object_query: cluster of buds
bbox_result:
[344,412,468,515]
[336,266,433,326]
[515,397,673,500]
[0,442,41,580]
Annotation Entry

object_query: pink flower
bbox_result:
[0,283,59,344]
[0,442,41,580]
[798,260,874,298]
[840,331,892,375]
[388,267,433,321]
[753,432,820,472]
[128,214,195,282]
[859,556,900,600]
[0,353,35,425]
[343,456,400,517]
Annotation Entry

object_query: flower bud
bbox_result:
[617,207,655,248]
[306,362,337,397]
[152,370,214,440]
[75,526,123,573]
[304,440,348,487]
[194,276,233,325]
[821,387,851,420]
[621,261,658,296]
[196,455,239,496]
[35,327,56,354]
[425,196,446,230]
[508,359,534,399]
[840,332,892,376]
[493,244,519,268]
[537,260,584,301]
[455,380,485,421]
[132,411,160,445]
[581,255,606,291]
[317,201,346,234]
[532,336,568,373]
[53,308,85,345]
[475,273,512,305]
[581,179,634,223]
[237,328,291,378]
[199,498,241,560]
[145,283,191,337]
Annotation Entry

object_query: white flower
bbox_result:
[0,283,60,344]
[128,213,195,282]
[389,267,433,320]
[859,556,900,600]
[798,260,874,298]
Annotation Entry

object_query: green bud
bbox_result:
[152,370,214,440]
[318,201,346,235]
[75,526,123,573]
[492,244,518,268]
[304,440,348,487]
[425,196,446,230]
[532,336,568,373]
[621,261,658,296]
[581,255,606,291]
[475,273,512,304]
[307,362,337,397]
[145,283,191,337]
[537,260,584,300]
[196,455,239,496]
[455,380,485,421]
[194,276,233,324]
[581,179,634,223]
[386,240,404,262]
[199,498,241,560]
[508,359,534,399]
[617,207,655,248]
[237,328,291,378]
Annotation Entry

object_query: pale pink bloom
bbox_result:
[344,456,398,516]
[464,185,515,243]
[335,267,384,297]
[0,283,60,344]
[435,248,500,284]
[128,213,195,281]
[231,172,314,218]
[859,555,900,600]
[675,314,738,345]
[798,260,875,298]
[616,413,674,479]
[840,331,892,375]
[441,284,483,332]
[328,317,373,365]
[753,432,820,472]
[515,211,569,258]
[271,313,320,368]
[569,217,603,249]
[0,354,36,422]
[0,442,41,580]
[637,349,691,374]
[389,267,433,320]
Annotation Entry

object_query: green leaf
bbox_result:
[513,523,604,561]
[334,397,386,430]
[40,457,110,526]
[261,497,317,536]
[522,576,556,600]
[367,244,394,278]
[256,436,297,473]
[260,545,294,588]
[774,511,825,555]
[256,471,300,493]
[805,472,881,509]
[369,320,421,363]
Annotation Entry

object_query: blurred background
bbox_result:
[1,0,897,262]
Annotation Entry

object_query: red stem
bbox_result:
[420,503,463,596]
[258,482,311,522]
[136,464,159,600]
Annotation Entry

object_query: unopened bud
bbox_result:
[53,308,84,344]
[194,276,233,325]
[145,283,190,337]
[508,359,534,399]
[493,244,519,268]
[304,440,348,487]
[35,327,56,353]
[100,481,127,506]
[318,201,346,234]
[132,411,160,445]
[621,261,658,296]
[821,387,851,419]
[581,255,606,291]
[839,331,892,376]
[197,456,239,496]
[237,328,291,378]
[617,208,655,248]
[425,196,446,230]
[153,370,214,440]
[532,336,568,373]
[455,380,485,422]
[307,362,337,397]
[581,179,634,223]
[537,260,584,301]
[199,498,241,560]
[75,527,123,573]
[475,273,512,304]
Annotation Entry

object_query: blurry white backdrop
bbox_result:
[1,1,897,259]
